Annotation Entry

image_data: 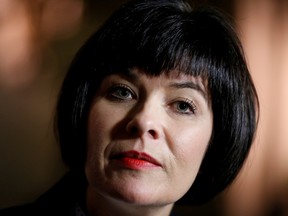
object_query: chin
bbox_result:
[105,184,176,207]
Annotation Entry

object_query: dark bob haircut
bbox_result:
[55,0,258,205]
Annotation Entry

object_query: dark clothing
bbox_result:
[0,172,81,216]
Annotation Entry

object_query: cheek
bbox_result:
[183,128,211,162]
[86,103,126,169]
[161,126,212,201]
[87,103,117,149]
[177,136,208,177]
[189,116,212,159]
[86,105,111,164]
[87,113,105,154]
[171,123,212,184]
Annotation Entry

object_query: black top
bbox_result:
[0,172,81,216]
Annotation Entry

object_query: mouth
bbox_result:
[110,150,162,169]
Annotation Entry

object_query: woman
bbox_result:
[1,0,258,215]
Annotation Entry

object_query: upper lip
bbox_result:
[110,150,162,167]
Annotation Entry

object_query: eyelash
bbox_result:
[107,84,136,101]
[171,98,197,115]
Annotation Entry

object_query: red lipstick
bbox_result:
[111,150,162,170]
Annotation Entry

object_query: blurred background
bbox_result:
[0,0,287,215]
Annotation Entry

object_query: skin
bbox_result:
[85,68,213,216]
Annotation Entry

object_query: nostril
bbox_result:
[126,116,160,139]
[128,125,138,134]
[148,129,158,139]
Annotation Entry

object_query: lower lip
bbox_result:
[112,157,160,170]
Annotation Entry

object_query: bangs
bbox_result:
[93,3,216,79]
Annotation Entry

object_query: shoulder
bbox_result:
[0,172,80,216]
[0,203,36,215]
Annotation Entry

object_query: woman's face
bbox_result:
[86,68,213,207]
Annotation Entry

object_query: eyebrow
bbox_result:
[169,82,208,101]
[119,70,209,101]
[118,69,140,83]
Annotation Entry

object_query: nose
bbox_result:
[126,102,163,140]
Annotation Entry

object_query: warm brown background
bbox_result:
[0,0,287,215]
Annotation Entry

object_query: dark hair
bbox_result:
[55,0,258,205]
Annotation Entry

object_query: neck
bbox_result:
[85,188,174,216]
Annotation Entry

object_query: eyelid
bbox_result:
[107,83,136,100]
[170,97,198,116]
[183,98,197,113]
[111,83,132,91]
[179,98,197,114]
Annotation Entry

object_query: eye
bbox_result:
[108,84,135,101]
[171,98,197,115]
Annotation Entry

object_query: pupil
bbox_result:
[120,89,128,97]
[179,103,188,110]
